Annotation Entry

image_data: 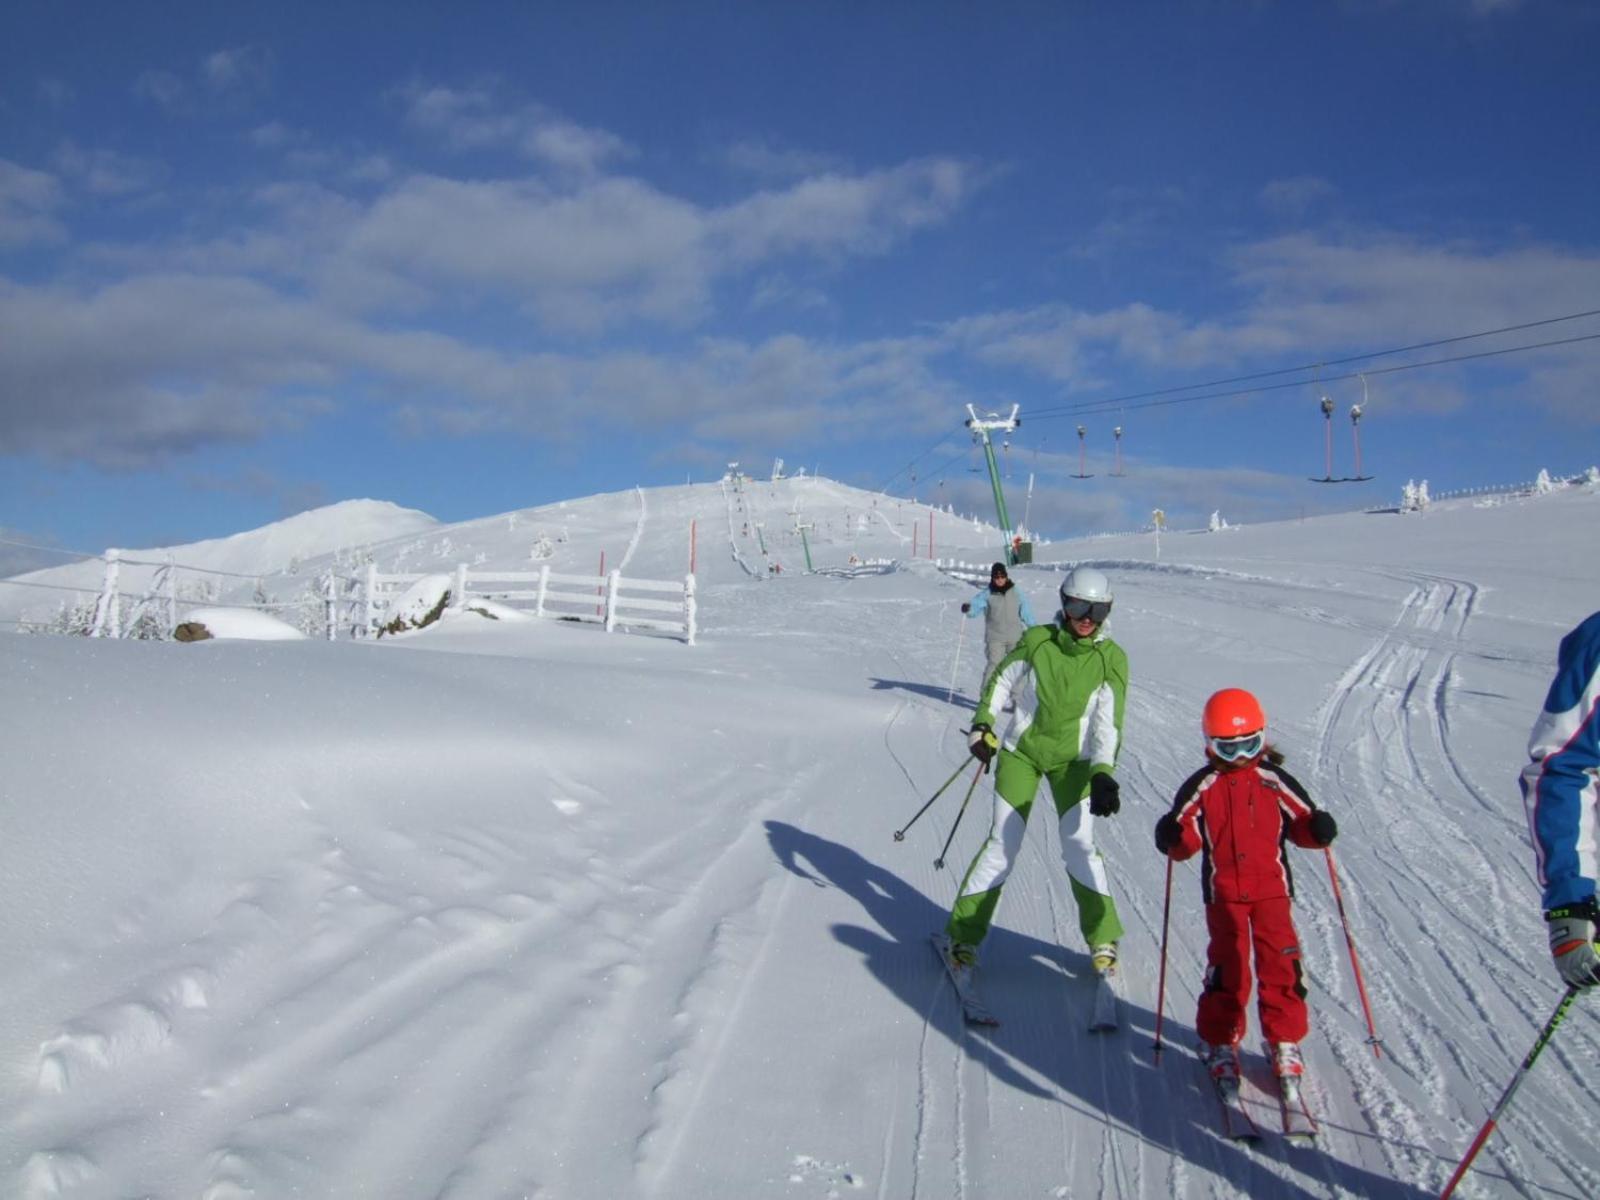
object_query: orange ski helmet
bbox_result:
[1202,688,1266,739]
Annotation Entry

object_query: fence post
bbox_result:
[454,563,468,611]
[363,562,377,637]
[604,569,621,632]
[163,555,177,635]
[536,564,549,618]
[685,573,697,645]
[91,549,122,638]
[323,571,338,641]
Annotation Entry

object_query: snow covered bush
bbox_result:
[174,608,307,641]
[1401,480,1432,513]
[1534,469,1554,495]
[377,574,453,637]
[1208,511,1229,532]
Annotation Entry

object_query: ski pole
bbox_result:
[934,760,988,869]
[946,611,968,703]
[1438,985,1580,1199]
[1325,848,1384,1058]
[1153,855,1174,1064]
[893,759,970,842]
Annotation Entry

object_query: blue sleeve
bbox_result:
[967,590,988,617]
[1522,612,1600,910]
[1019,592,1037,625]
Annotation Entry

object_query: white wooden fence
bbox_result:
[362,563,697,645]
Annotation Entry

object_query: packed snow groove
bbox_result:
[2,476,1599,1198]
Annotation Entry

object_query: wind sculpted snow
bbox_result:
[2,477,1598,1198]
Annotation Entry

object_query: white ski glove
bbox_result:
[1546,901,1600,989]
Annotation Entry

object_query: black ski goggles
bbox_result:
[1062,596,1112,623]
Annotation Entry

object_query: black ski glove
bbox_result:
[1088,772,1120,817]
[968,724,998,766]
[1154,813,1182,854]
[960,602,971,613]
[1309,810,1338,846]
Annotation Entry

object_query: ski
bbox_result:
[1201,1048,1261,1143]
[1276,1076,1318,1144]
[1088,967,1119,1032]
[931,933,1000,1026]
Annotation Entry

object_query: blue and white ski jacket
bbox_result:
[1522,611,1600,911]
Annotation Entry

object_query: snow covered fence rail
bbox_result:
[937,559,1003,585]
[2,547,343,640]
[811,558,897,579]
[362,564,697,644]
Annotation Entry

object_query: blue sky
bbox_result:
[2,1,1597,571]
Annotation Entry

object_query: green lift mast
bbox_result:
[965,404,1022,565]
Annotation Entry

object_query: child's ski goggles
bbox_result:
[1062,597,1112,623]
[1208,731,1265,762]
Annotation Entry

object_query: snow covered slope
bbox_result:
[1,499,441,622]
[2,480,1598,1199]
[1,478,1012,627]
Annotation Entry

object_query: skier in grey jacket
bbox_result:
[963,561,1037,689]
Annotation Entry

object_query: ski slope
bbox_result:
[2,478,1598,1199]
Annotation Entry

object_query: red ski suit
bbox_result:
[1164,756,1325,1046]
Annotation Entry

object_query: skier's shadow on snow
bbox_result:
[867,677,976,711]
[765,820,1432,1200]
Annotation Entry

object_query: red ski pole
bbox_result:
[1439,986,1580,1198]
[1153,855,1174,1064]
[1325,848,1383,1057]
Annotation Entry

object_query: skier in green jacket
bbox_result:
[942,566,1129,977]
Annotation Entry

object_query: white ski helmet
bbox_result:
[1060,566,1113,606]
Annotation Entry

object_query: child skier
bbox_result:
[1154,688,1338,1090]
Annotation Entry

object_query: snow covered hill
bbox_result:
[1,499,441,625]
[1,477,1015,630]
[2,478,1598,1199]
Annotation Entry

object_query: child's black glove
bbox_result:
[1309,810,1338,846]
[1154,813,1181,854]
[1088,773,1120,816]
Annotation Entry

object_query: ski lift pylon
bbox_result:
[1072,423,1094,479]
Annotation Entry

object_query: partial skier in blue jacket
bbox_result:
[962,561,1037,690]
[1521,611,1600,988]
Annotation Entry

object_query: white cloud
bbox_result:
[397,82,632,174]
[714,159,976,264]
[51,142,164,197]
[721,139,845,181]
[37,78,74,108]
[202,46,272,95]
[339,175,709,329]
[519,117,631,175]
[133,70,186,111]
[1259,175,1336,220]
[0,160,65,246]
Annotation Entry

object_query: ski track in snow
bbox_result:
[617,486,647,574]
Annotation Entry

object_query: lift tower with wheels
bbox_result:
[965,403,1022,565]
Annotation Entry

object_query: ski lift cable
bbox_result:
[880,428,963,491]
[1028,331,1600,422]
[1026,307,1600,420]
